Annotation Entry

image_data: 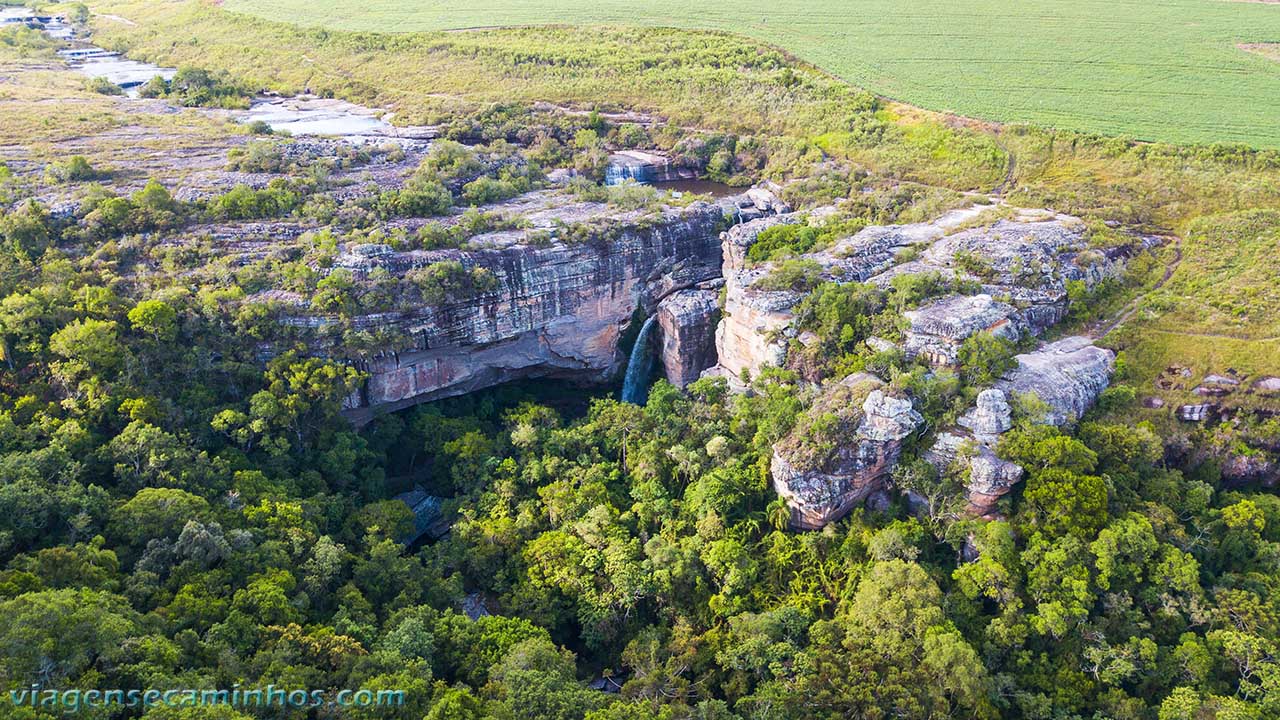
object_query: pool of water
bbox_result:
[653,178,742,199]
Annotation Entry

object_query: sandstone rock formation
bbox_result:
[771,374,923,529]
[339,199,734,421]
[712,204,1140,526]
[924,432,1024,517]
[904,294,1021,365]
[708,205,1139,385]
[996,336,1116,426]
[958,388,1014,445]
[924,337,1116,516]
[656,287,720,388]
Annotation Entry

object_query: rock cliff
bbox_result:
[339,200,731,421]
[656,287,721,388]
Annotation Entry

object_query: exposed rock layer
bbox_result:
[341,203,729,421]
[771,375,923,530]
[656,288,721,388]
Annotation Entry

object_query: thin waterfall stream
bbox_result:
[620,315,659,404]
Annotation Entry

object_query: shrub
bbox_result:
[957,331,1017,386]
[407,261,499,305]
[753,259,825,292]
[747,224,821,263]
[385,178,453,217]
[208,181,300,221]
[86,77,123,96]
[46,156,100,184]
[461,175,525,206]
[420,141,484,183]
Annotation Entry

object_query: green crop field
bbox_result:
[221,0,1280,149]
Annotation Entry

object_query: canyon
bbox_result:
[319,190,1133,526]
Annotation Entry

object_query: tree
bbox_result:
[0,589,137,682]
[486,638,604,720]
[0,200,52,259]
[1022,467,1108,538]
[110,487,209,546]
[48,318,122,374]
[128,299,178,341]
[957,331,1017,386]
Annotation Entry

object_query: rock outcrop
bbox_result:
[924,337,1115,516]
[339,200,732,421]
[708,206,1137,384]
[996,336,1116,426]
[958,388,1015,445]
[771,374,923,529]
[723,204,1142,527]
[904,294,1021,365]
[924,431,1024,517]
[656,287,720,388]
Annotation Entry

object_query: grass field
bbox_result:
[217,0,1280,149]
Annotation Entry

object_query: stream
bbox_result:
[11,9,434,144]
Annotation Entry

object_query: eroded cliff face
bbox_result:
[340,201,729,421]
[771,374,923,530]
[656,287,721,388]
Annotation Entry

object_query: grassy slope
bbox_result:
[219,0,1280,149]
[1102,210,1280,428]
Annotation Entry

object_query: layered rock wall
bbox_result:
[656,288,721,388]
[341,203,728,421]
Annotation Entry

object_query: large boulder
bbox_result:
[957,388,1014,445]
[771,375,923,529]
[996,336,1116,426]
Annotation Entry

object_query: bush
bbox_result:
[385,178,453,217]
[208,181,301,221]
[747,224,822,263]
[226,141,288,173]
[461,175,526,206]
[407,261,499,305]
[420,141,484,184]
[753,259,825,292]
[166,67,251,109]
[46,156,100,184]
[957,331,1017,386]
[86,77,123,96]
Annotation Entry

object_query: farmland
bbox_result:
[217,0,1280,148]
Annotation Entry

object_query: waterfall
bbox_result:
[605,162,649,186]
[621,315,659,404]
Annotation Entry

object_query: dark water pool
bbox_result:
[653,179,741,198]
